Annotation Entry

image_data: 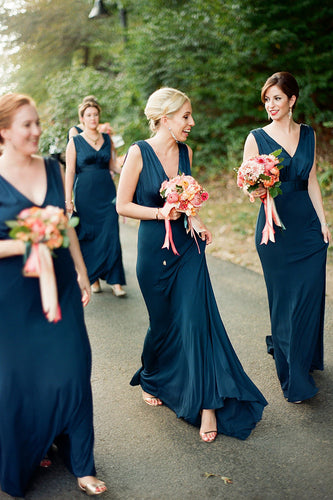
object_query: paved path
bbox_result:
[7,222,333,499]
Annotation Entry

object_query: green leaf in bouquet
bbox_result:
[271,148,282,157]
[69,216,79,228]
[247,184,260,193]
[259,173,272,181]
[62,234,70,248]
[269,182,282,198]
[5,220,19,229]
[8,225,31,238]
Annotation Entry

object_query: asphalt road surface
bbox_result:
[5,222,333,500]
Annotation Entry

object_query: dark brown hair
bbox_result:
[0,93,36,144]
[261,72,299,110]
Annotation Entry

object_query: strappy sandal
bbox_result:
[200,430,218,443]
[143,395,163,407]
[78,479,107,496]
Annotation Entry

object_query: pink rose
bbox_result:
[167,192,179,204]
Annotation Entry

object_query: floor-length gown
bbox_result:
[130,140,267,440]
[73,133,125,286]
[251,125,328,402]
[0,159,96,497]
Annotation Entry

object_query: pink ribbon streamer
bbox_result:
[162,219,180,255]
[260,193,285,245]
[23,243,62,323]
[186,216,204,254]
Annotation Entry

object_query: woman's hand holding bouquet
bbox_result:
[236,149,285,244]
[6,205,79,322]
[159,173,209,255]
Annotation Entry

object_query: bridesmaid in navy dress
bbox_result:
[66,97,126,296]
[117,88,267,443]
[0,94,106,496]
[243,72,330,403]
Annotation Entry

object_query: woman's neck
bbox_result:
[0,149,33,172]
[148,130,178,155]
[266,118,298,135]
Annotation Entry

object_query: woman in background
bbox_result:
[66,97,126,296]
[243,71,330,403]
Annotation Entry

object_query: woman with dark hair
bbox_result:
[243,71,330,403]
[66,97,126,296]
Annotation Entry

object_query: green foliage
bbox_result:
[1,0,332,175]
[38,64,123,155]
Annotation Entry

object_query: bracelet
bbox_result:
[155,208,159,220]
[65,200,73,206]
[321,222,329,226]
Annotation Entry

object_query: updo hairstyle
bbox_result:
[144,87,190,134]
[78,95,101,120]
[0,93,36,145]
[261,72,299,111]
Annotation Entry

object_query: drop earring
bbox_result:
[288,107,292,120]
[168,127,178,141]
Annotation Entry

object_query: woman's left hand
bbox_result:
[322,224,331,245]
[77,272,91,307]
[200,229,212,245]
[168,208,182,221]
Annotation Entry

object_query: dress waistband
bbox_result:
[280,180,308,194]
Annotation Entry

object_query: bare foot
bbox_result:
[142,391,163,406]
[200,409,217,443]
[77,476,107,494]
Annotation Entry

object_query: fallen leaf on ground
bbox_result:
[202,472,233,484]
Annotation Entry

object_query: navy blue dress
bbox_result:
[252,125,328,402]
[73,133,125,286]
[0,159,95,498]
[130,141,267,440]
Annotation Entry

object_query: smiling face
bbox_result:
[1,104,41,155]
[264,85,296,121]
[167,101,195,142]
[82,106,100,131]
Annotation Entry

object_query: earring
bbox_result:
[267,112,271,120]
[288,107,292,119]
[168,127,178,141]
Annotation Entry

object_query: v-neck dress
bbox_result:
[251,125,328,402]
[0,159,96,497]
[130,140,267,440]
[73,133,125,286]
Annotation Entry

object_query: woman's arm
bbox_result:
[68,126,80,140]
[0,239,25,259]
[67,226,91,306]
[242,133,266,199]
[109,139,122,175]
[59,165,91,305]
[65,138,76,215]
[116,144,167,221]
[308,134,331,244]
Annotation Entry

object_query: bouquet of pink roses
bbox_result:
[236,149,285,244]
[6,205,78,322]
[159,173,209,255]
